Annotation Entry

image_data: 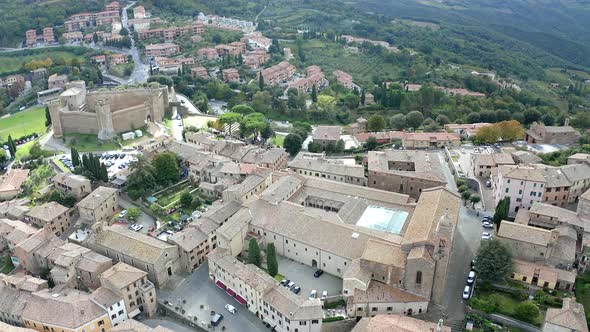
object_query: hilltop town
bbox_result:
[1,0,590,332]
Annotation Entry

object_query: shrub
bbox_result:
[514,301,539,323]
[323,316,345,323]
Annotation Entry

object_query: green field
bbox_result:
[64,133,120,152]
[301,39,402,88]
[0,107,47,141]
[0,50,86,75]
[270,133,286,147]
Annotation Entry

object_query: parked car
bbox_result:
[321,291,328,299]
[287,281,295,289]
[482,216,492,221]
[462,286,471,300]
[481,232,492,240]
[486,180,492,187]
[211,313,223,326]
[482,221,494,228]
[313,269,324,278]
[309,290,317,300]
[225,304,237,314]
[280,279,289,286]
[128,223,136,230]
[467,271,476,284]
[291,286,301,294]
[119,210,128,218]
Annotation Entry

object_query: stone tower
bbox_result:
[48,99,64,138]
[96,97,116,140]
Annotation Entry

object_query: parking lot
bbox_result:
[276,256,342,300]
[55,150,139,178]
[157,262,268,332]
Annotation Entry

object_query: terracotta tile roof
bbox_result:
[100,262,147,290]
[545,298,589,332]
[92,226,176,264]
[368,150,447,183]
[498,221,551,246]
[313,126,341,141]
[0,169,29,193]
[352,280,428,304]
[76,186,117,210]
[27,201,68,222]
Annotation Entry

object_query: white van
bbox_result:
[309,289,317,300]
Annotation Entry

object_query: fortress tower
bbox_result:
[48,99,63,138]
[96,97,116,140]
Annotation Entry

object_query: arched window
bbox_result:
[415,271,422,285]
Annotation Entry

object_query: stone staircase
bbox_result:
[445,319,465,332]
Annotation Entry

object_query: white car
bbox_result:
[482,221,494,229]
[467,271,476,284]
[481,232,492,240]
[119,210,128,218]
[462,286,471,300]
[225,304,237,314]
[321,291,328,299]
[309,290,317,300]
[131,224,144,232]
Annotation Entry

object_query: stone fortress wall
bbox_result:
[49,81,172,140]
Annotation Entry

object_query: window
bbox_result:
[371,307,377,312]
[522,276,527,282]
[415,271,422,285]
[312,320,319,324]
[299,321,307,325]
[505,188,509,193]
[387,307,392,311]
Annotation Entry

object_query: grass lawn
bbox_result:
[274,273,285,282]
[154,182,192,208]
[270,134,286,147]
[0,106,47,141]
[471,290,544,326]
[0,256,14,274]
[576,272,590,322]
[109,63,134,78]
[64,133,120,152]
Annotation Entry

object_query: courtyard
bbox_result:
[276,256,342,300]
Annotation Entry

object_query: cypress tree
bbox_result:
[267,243,278,277]
[7,135,16,158]
[81,153,89,169]
[259,74,264,90]
[361,90,366,105]
[71,147,80,167]
[45,106,52,126]
[100,163,109,182]
[248,238,261,267]
[311,85,317,102]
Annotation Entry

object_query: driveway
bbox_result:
[157,262,269,332]
[176,94,202,114]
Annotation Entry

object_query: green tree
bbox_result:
[435,114,450,125]
[283,133,303,156]
[368,115,386,132]
[364,136,378,151]
[29,142,43,159]
[360,90,366,105]
[219,112,243,137]
[45,106,52,127]
[475,238,512,282]
[514,301,540,323]
[248,238,261,267]
[7,135,16,158]
[311,85,317,102]
[151,152,180,185]
[92,32,98,44]
[389,114,406,130]
[470,195,481,207]
[406,111,424,129]
[261,124,274,140]
[307,141,322,153]
[492,197,510,227]
[71,147,80,167]
[461,190,471,202]
[266,243,278,277]
[259,74,264,90]
[524,108,541,125]
[240,113,268,138]
[180,191,194,208]
[231,104,255,115]
[126,207,141,221]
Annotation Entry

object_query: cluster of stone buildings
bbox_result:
[259,61,297,86]
[24,27,55,47]
[341,35,400,53]
[492,162,590,214]
[64,3,120,32]
[286,65,328,93]
[196,41,247,61]
[137,22,204,41]
[333,70,354,90]
[145,43,181,58]
[197,13,256,33]
[154,56,194,74]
